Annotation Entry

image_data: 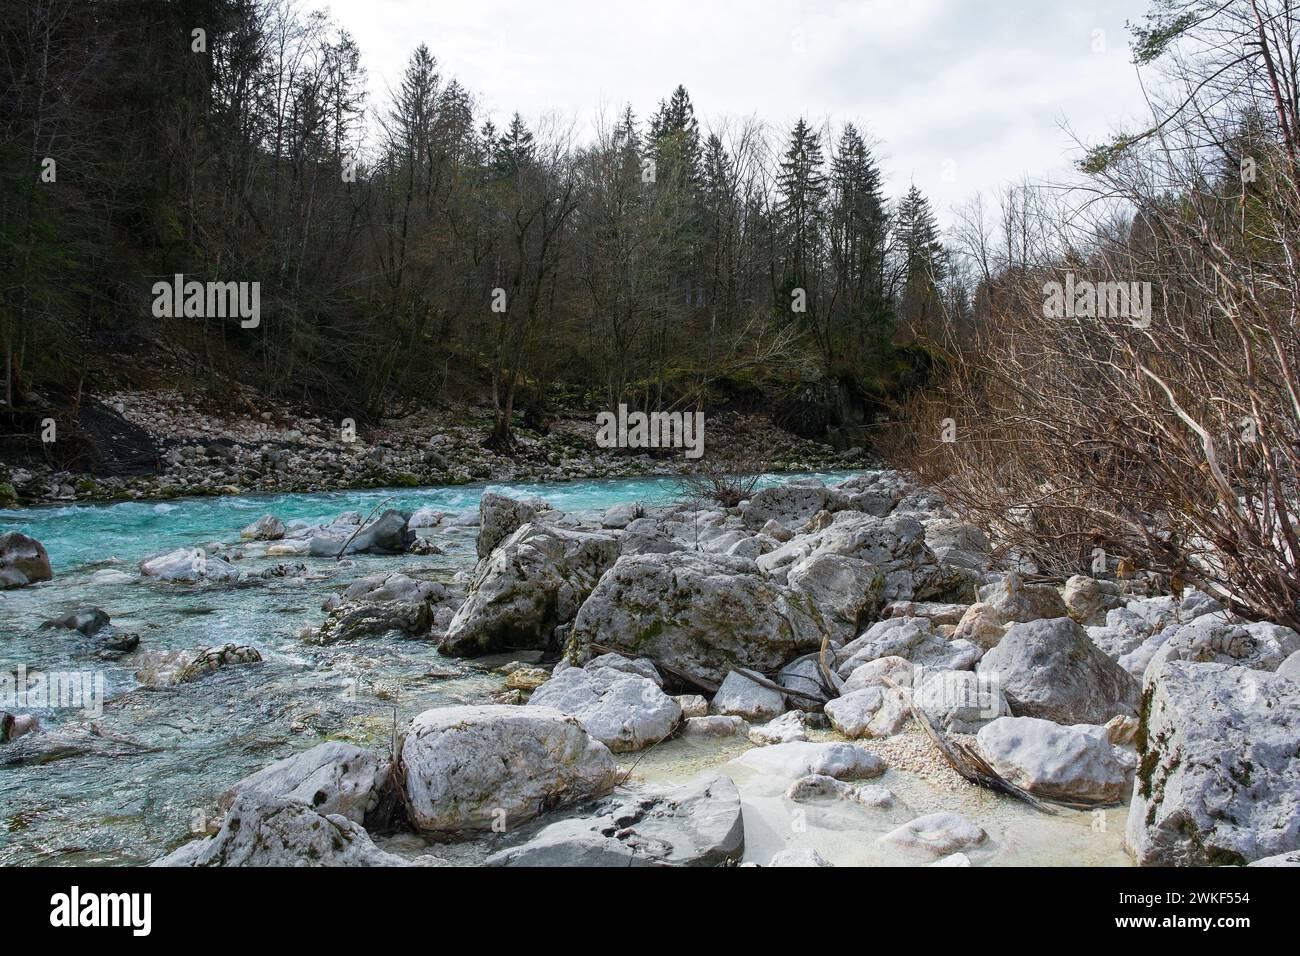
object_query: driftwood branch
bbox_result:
[881,676,1057,814]
[335,496,397,560]
[586,644,824,705]
[816,634,844,698]
[733,667,825,706]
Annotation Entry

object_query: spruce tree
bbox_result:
[776,118,828,295]
[829,123,891,349]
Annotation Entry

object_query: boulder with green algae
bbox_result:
[570,550,828,685]
[1126,661,1300,866]
[441,523,618,656]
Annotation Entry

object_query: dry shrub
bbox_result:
[882,1,1300,629]
[677,456,764,509]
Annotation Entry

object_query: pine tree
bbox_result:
[829,123,890,348]
[893,185,946,330]
[776,118,828,293]
[648,86,703,312]
[435,80,476,167]
[649,84,701,184]
[494,112,536,175]
[389,44,439,172]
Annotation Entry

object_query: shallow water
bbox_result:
[0,471,1130,867]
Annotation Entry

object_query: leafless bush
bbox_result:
[882,1,1300,629]
[677,456,764,509]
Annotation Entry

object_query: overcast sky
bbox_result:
[324,0,1154,225]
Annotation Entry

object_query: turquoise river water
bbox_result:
[0,472,1131,866]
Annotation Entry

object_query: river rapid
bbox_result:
[0,473,1131,866]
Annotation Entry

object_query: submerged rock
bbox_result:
[785,774,894,808]
[139,547,239,583]
[40,607,111,636]
[308,600,433,645]
[176,644,263,683]
[398,705,618,836]
[0,532,52,589]
[729,741,886,782]
[505,667,550,691]
[1249,850,1300,867]
[130,642,263,685]
[880,812,987,855]
[485,772,744,867]
[1,712,40,743]
[767,847,833,867]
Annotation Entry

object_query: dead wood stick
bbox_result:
[335,495,397,560]
[881,675,1057,814]
[816,634,844,699]
[585,644,823,704]
[587,643,720,693]
[733,667,825,706]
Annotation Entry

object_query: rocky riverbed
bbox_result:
[2,390,860,506]
[2,470,1297,867]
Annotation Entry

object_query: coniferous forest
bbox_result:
[1,0,950,456]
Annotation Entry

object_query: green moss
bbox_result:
[631,618,665,649]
